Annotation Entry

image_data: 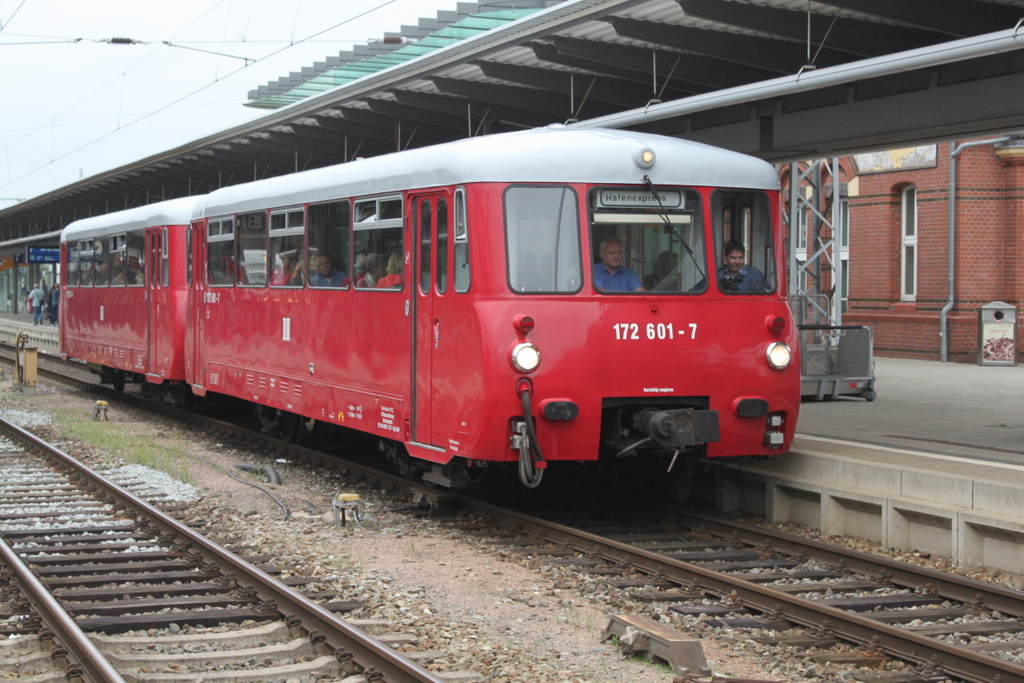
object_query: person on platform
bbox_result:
[48,284,59,325]
[28,283,46,325]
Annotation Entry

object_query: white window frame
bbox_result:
[900,186,917,302]
[838,199,849,313]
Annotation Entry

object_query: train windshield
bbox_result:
[588,187,705,294]
[711,191,776,295]
[504,186,582,294]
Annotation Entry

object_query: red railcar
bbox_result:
[183,127,799,487]
[60,197,200,395]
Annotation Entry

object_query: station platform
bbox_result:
[0,310,59,356]
[798,356,1024,466]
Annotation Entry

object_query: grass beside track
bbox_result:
[52,406,194,484]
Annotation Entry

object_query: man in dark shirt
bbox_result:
[717,240,769,293]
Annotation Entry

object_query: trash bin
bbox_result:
[978,301,1017,366]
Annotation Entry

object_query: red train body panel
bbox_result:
[60,198,200,389]
[61,128,800,488]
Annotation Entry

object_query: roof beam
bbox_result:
[430,76,622,119]
[539,35,780,89]
[607,17,851,72]
[364,97,478,134]
[811,0,1023,38]
[390,89,555,129]
[676,0,944,58]
[474,60,687,110]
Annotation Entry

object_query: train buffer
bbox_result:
[601,613,711,676]
[332,493,362,527]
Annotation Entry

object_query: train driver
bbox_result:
[717,240,769,293]
[593,236,645,292]
[309,253,346,287]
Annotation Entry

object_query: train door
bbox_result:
[190,222,206,392]
[410,192,449,450]
[145,228,162,379]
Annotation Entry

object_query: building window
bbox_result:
[838,199,849,313]
[900,186,917,301]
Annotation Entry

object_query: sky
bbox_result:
[0,0,463,209]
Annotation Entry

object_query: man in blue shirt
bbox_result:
[717,240,770,293]
[309,253,346,288]
[593,236,645,292]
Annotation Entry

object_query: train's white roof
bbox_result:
[61,195,203,242]
[195,126,779,218]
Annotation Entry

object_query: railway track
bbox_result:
[10,352,1024,683]
[460,499,1024,683]
[0,414,449,683]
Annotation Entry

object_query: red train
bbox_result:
[61,126,799,488]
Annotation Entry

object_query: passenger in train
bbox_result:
[593,236,645,292]
[353,251,368,280]
[356,253,386,288]
[271,254,299,286]
[309,253,346,287]
[717,240,769,293]
[376,252,403,289]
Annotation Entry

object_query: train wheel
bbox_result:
[112,370,126,392]
[278,411,303,443]
[255,405,276,434]
[382,440,417,479]
[302,417,320,435]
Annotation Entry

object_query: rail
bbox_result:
[0,415,449,683]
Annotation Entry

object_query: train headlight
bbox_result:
[765,342,792,370]
[511,342,541,373]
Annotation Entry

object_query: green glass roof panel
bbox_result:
[248,7,546,109]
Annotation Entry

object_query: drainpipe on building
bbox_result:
[941,136,1012,362]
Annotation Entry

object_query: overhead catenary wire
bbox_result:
[1,0,403,193]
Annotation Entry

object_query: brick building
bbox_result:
[841,137,1024,363]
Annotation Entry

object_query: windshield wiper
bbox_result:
[643,174,706,282]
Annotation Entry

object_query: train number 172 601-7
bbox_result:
[613,323,697,340]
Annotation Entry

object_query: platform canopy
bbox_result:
[3,0,1023,240]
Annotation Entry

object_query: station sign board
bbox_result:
[0,257,12,271]
[28,247,60,263]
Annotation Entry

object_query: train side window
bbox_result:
[436,199,449,294]
[79,240,94,287]
[308,202,351,289]
[206,218,234,286]
[353,196,403,291]
[419,199,432,295]
[504,186,581,294]
[712,191,776,295]
[67,243,80,287]
[94,238,110,287]
[126,231,145,286]
[454,188,470,293]
[270,208,308,287]
[161,228,170,287]
[110,234,126,286]
[236,212,267,287]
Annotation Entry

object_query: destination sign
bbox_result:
[597,189,683,208]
